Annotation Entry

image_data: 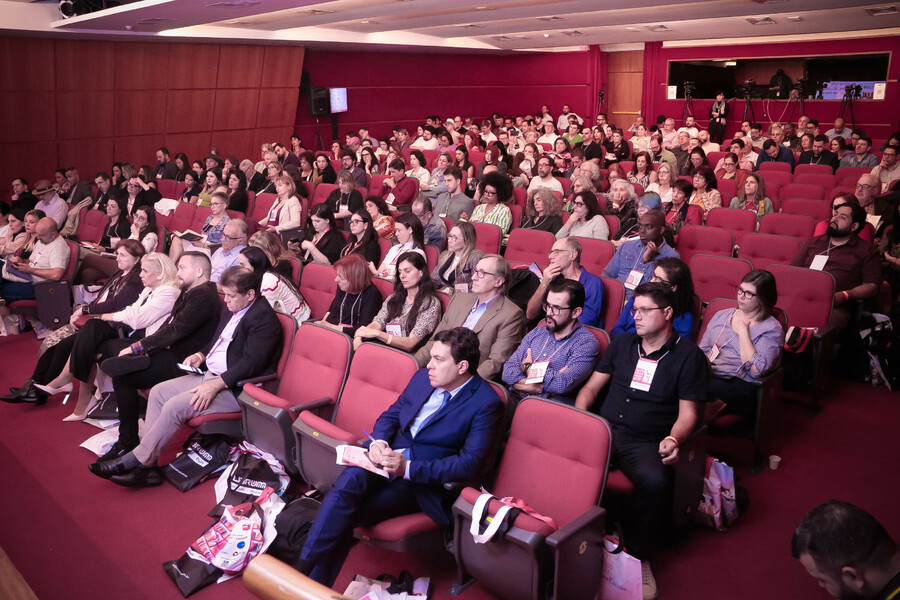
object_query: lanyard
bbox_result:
[534,331,571,363]
[339,292,361,327]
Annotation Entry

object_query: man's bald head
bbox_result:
[36,217,59,243]
[856,173,879,206]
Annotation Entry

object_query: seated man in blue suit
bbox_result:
[297,326,506,587]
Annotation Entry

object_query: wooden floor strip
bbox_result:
[0,544,39,600]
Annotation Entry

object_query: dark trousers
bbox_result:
[69,319,126,382]
[77,253,117,286]
[610,430,674,560]
[111,350,181,448]
[708,376,758,422]
[709,121,726,145]
[0,279,35,302]
[301,467,424,587]
[32,335,77,384]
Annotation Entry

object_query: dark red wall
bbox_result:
[642,37,900,142]
[293,48,598,146]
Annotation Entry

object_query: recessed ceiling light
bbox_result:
[297,8,335,14]
[543,33,550,37]
[206,0,258,7]
[537,16,563,22]
[867,6,898,16]
[747,16,777,24]
[476,5,488,9]
[562,30,584,36]
[787,15,803,21]
[625,26,639,32]
[644,24,671,32]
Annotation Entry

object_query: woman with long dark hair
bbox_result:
[431,222,483,295]
[611,257,695,339]
[340,210,381,265]
[353,252,441,353]
[373,212,426,279]
[238,246,310,326]
[295,203,345,266]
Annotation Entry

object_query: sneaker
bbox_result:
[641,561,658,600]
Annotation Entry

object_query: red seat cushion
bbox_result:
[604,470,636,495]
[297,411,359,445]
[187,411,241,427]
[459,487,556,536]
[356,512,440,542]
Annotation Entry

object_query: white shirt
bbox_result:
[28,235,70,283]
[205,300,254,376]
[527,175,564,195]
[412,138,439,150]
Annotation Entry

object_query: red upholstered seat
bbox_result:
[76,209,109,244]
[759,161,792,173]
[472,222,501,254]
[759,170,792,190]
[706,207,757,246]
[168,202,196,233]
[298,263,337,319]
[780,198,832,223]
[600,276,625,332]
[690,255,753,305]
[296,411,359,445]
[794,172,836,190]
[604,470,635,495]
[311,183,338,207]
[782,183,825,201]
[759,213,816,240]
[794,164,835,177]
[738,233,802,270]
[676,225,735,265]
[505,229,555,267]
[357,512,443,542]
[577,237,615,276]
[372,276,393,301]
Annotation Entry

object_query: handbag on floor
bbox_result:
[600,535,642,600]
[209,442,289,518]
[163,432,235,492]
[266,495,321,568]
[87,391,118,420]
[695,457,739,531]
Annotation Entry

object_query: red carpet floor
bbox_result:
[1,330,898,599]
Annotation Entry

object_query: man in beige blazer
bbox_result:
[415,254,525,380]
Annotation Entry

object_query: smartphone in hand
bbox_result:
[177,363,207,375]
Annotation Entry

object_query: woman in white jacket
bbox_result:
[35,252,180,417]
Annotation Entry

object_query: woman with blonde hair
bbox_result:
[249,229,295,280]
[431,221,484,294]
[260,174,304,233]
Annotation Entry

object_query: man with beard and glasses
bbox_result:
[502,278,599,405]
[792,499,900,600]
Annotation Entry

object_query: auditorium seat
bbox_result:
[829,187,855,200]
[794,173,836,191]
[758,213,816,240]
[424,244,439,271]
[505,229,555,267]
[76,209,109,244]
[705,207,757,246]
[512,188,527,210]
[302,181,316,200]
[794,164,835,177]
[690,255,753,305]
[250,193,278,232]
[781,183,825,201]
[600,276,625,332]
[508,203,522,232]
[836,166,872,183]
[472,222,502,254]
[759,170,792,190]
[291,342,420,492]
[372,276,393,301]
[168,202,196,233]
[450,397,611,600]
[369,174,389,198]
[577,237,616,276]
[758,162,792,173]
[188,206,212,232]
[716,178,737,201]
[707,151,727,167]
[738,233,802,270]
[555,177,572,195]
[156,179,177,199]
[238,322,351,474]
[298,263,337,319]
[781,198,832,223]
[9,239,80,330]
[311,183,338,208]
[604,215,619,239]
[675,225,735,264]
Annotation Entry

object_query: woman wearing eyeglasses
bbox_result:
[555,191,608,241]
[469,172,513,235]
[431,222,483,295]
[714,152,749,191]
[611,257,695,339]
[169,190,231,262]
[340,210,381,265]
[699,270,782,424]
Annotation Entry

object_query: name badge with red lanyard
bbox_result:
[630,345,671,392]
[385,322,402,336]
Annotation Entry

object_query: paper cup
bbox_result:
[769,455,782,470]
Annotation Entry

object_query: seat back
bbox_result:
[157,179,178,199]
[705,208,757,246]
[758,170,792,190]
[472,222,502,254]
[584,325,610,356]
[576,238,615,276]
[302,181,316,200]
[312,184,338,208]
[77,210,109,244]
[759,161,792,173]
[780,199,831,224]
[835,166,871,183]
[492,397,611,527]
[794,173,836,190]
[511,188,527,210]
[188,206,212,232]
[508,203,522,232]
[782,183,825,201]
[758,213,816,240]
[794,164,834,177]
[272,312,297,379]
[505,229,555,267]
[332,344,421,442]
[676,225,735,265]
[600,276,625,332]
[738,233,802,270]
[767,265,835,330]
[169,202,196,233]
[716,178,736,202]
[274,323,351,411]
[298,263,337,319]
[251,193,278,226]
[698,298,738,341]
[372,276,394,301]
[604,215,619,239]
[369,174,390,198]
[690,255,753,305]
[424,244,439,271]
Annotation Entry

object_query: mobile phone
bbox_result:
[288,237,301,245]
[177,363,207,375]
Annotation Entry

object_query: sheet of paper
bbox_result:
[336,445,390,478]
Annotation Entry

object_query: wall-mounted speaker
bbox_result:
[308,87,330,116]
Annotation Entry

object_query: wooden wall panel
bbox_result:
[256,87,299,128]
[253,127,292,157]
[115,90,168,136]
[0,92,57,143]
[164,132,212,164]
[56,91,114,140]
[213,88,259,131]
[209,130,254,162]
[58,138,115,182]
[262,46,305,88]
[166,89,215,132]
[168,43,220,89]
[0,141,61,195]
[114,135,167,168]
[607,51,644,73]
[217,45,264,89]
[0,38,55,92]
[115,42,170,90]
[54,40,115,91]
[609,73,643,113]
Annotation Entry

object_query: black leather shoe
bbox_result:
[89,455,137,479]
[109,465,163,488]
[97,441,137,463]
[0,386,47,405]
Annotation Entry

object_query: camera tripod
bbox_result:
[741,92,756,124]
[837,90,856,129]
[681,88,695,124]
[784,88,806,127]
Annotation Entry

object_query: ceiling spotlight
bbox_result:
[543,33,550,37]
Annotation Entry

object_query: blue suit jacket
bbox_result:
[370,368,504,523]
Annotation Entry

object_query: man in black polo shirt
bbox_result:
[576,282,707,600]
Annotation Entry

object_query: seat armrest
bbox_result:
[237,373,278,388]
[545,505,605,548]
[290,396,334,413]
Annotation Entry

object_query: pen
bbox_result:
[363,429,376,443]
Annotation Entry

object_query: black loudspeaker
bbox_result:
[308,87,330,116]
[299,71,310,96]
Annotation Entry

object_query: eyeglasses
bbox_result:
[651,275,671,286]
[447,234,461,241]
[630,306,665,317]
[548,249,572,257]
[349,219,364,225]
[472,268,497,279]
[723,162,735,167]
[856,184,876,190]
[735,286,757,299]
[210,201,226,206]
[483,189,497,196]
[222,234,243,241]
[542,302,571,315]
[572,201,585,208]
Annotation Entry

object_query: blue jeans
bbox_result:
[0,279,36,302]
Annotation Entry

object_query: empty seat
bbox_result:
[368,174,390,198]
[76,209,109,244]
[716,178,737,201]
[156,179,178,199]
[758,213,816,240]
[298,263,337,319]
[835,166,871,184]
[472,222,502,254]
[738,233,803,270]
[781,198,832,223]
[794,173,836,190]
[168,202,196,233]
[706,208,757,246]
[311,183,338,208]
[577,237,616,276]
[600,276,625,332]
[291,343,420,492]
[451,397,611,600]
[238,323,351,473]
[758,161,792,173]
[505,229,555,267]
[690,255,753,305]
[759,170,792,190]
[675,225,735,265]
[794,164,835,177]
[781,183,825,201]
